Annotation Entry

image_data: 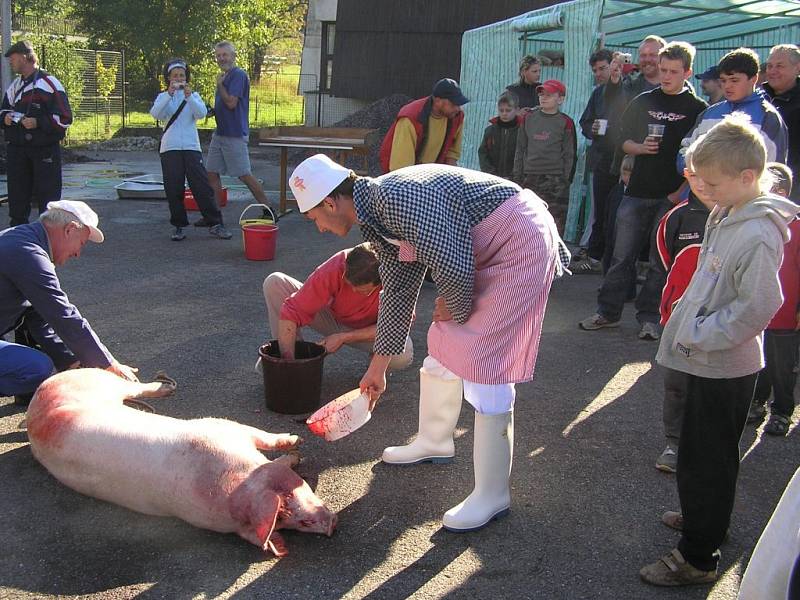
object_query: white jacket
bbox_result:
[149,91,208,153]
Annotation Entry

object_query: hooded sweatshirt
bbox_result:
[656,194,800,378]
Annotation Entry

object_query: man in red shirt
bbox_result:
[262,243,413,369]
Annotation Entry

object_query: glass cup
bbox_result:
[647,123,665,143]
[595,119,608,135]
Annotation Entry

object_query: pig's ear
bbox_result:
[254,492,287,557]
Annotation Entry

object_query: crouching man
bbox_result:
[263,243,413,368]
[0,201,139,405]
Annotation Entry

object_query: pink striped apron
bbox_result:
[423,189,558,384]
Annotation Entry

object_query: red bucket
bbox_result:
[184,187,227,211]
[242,224,278,261]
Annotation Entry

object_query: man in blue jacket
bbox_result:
[0,200,139,405]
[678,47,788,172]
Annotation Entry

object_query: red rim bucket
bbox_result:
[242,223,278,261]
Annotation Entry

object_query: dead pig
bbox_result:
[26,368,336,556]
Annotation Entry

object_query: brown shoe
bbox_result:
[640,548,717,586]
[662,510,683,531]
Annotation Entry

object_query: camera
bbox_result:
[614,51,633,64]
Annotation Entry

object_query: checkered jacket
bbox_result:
[354,164,521,355]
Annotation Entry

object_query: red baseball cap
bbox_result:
[536,79,567,96]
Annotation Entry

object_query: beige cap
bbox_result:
[46,200,104,243]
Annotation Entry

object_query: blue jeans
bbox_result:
[597,194,669,323]
[0,339,54,396]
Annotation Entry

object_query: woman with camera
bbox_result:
[150,59,231,241]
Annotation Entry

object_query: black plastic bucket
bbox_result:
[259,340,326,414]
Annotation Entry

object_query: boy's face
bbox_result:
[719,71,757,102]
[684,165,716,208]
[497,102,518,122]
[659,57,691,94]
[592,60,611,85]
[691,164,758,209]
[537,91,564,111]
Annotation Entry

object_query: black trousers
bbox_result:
[587,169,618,261]
[160,150,222,228]
[677,372,757,571]
[753,330,800,418]
[6,143,62,227]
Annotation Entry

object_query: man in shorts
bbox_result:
[201,41,275,226]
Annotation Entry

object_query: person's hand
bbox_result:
[4,113,12,126]
[321,332,348,354]
[21,117,37,129]
[216,72,226,86]
[106,360,139,382]
[640,137,660,154]
[183,84,192,98]
[360,357,389,411]
[609,58,623,84]
[432,296,453,322]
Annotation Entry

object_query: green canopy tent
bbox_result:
[460,0,800,241]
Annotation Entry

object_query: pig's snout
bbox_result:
[297,507,337,537]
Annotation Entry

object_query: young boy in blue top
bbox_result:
[678,47,788,171]
[640,114,800,586]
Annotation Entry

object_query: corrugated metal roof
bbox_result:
[460,0,800,240]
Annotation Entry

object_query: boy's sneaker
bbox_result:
[573,258,602,274]
[640,548,717,586]
[764,414,790,436]
[171,227,186,241]
[638,322,661,340]
[570,247,588,264]
[579,313,620,330]
[655,446,677,473]
[746,403,766,424]
[209,224,232,240]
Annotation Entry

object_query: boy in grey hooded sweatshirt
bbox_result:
[640,113,800,587]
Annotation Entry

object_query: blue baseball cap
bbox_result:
[695,66,720,81]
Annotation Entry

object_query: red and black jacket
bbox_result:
[655,194,710,325]
[379,96,464,173]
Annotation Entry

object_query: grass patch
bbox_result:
[66,65,307,145]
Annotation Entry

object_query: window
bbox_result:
[321,21,335,92]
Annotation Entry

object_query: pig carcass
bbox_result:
[26,368,336,557]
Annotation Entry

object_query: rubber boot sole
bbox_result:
[382,455,454,466]
[442,507,510,533]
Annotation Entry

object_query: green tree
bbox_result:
[71,0,307,103]
[96,54,118,135]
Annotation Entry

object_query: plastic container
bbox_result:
[259,340,326,414]
[307,388,372,442]
[240,204,278,261]
[184,187,227,211]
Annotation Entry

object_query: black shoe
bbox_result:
[193,217,212,228]
[171,227,186,241]
[14,392,33,406]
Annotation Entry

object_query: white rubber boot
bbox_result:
[381,370,463,465]
[442,411,513,532]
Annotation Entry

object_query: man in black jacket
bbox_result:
[763,44,800,202]
[0,40,72,227]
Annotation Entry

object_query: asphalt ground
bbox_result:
[0,151,798,599]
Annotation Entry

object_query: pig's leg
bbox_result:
[238,423,300,452]
[123,372,177,400]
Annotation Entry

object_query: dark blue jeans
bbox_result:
[0,339,54,396]
[160,150,222,228]
[597,194,669,323]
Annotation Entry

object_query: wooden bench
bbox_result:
[258,126,378,215]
